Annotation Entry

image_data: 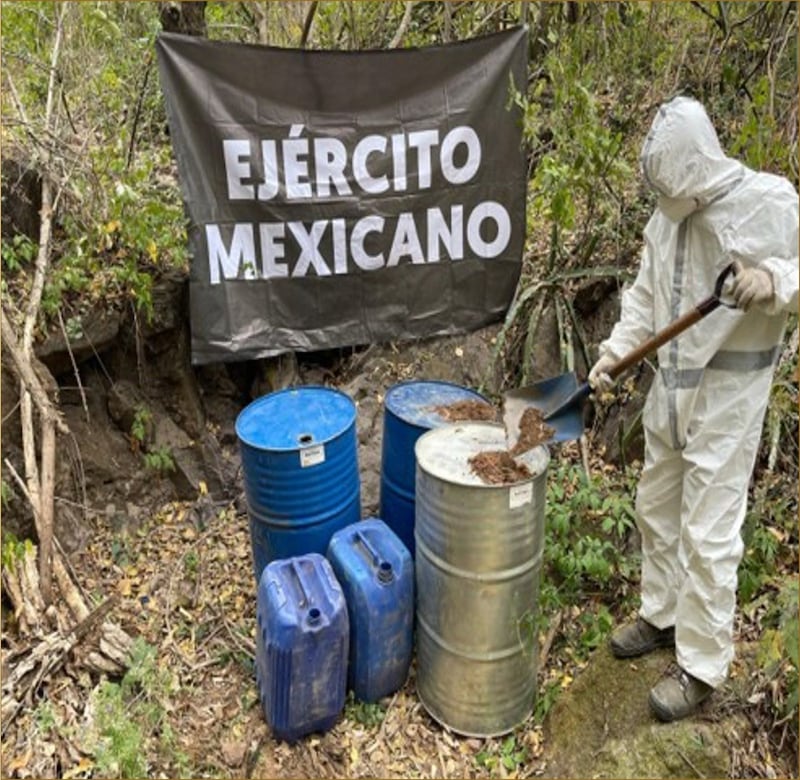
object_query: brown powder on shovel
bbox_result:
[468,407,555,485]
[509,407,555,456]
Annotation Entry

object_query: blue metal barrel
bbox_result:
[256,553,349,742]
[327,518,414,702]
[236,386,361,582]
[380,380,491,557]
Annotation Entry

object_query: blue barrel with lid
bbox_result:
[236,386,361,582]
[326,518,414,702]
[380,380,492,557]
[256,553,349,742]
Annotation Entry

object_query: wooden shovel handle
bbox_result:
[607,263,736,381]
[607,306,712,380]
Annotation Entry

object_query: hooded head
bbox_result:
[640,96,743,221]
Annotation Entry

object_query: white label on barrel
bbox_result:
[300,444,325,468]
[509,483,533,509]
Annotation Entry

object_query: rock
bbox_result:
[0,442,35,541]
[1,158,41,241]
[36,308,122,377]
[249,352,300,399]
[1,367,21,449]
[526,304,564,384]
[107,380,152,445]
[54,502,91,554]
[140,269,187,340]
[540,644,750,778]
[60,403,175,535]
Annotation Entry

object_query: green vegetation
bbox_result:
[543,462,638,610]
[1,479,13,510]
[1,532,33,569]
[89,638,190,779]
[343,690,386,728]
[129,405,152,451]
[143,445,176,476]
[475,734,528,773]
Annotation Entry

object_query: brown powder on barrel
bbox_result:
[430,400,497,422]
[468,450,532,485]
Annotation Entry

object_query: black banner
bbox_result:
[156,28,528,364]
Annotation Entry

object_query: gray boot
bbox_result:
[609,617,675,658]
[649,664,713,721]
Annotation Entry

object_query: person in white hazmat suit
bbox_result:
[589,95,798,722]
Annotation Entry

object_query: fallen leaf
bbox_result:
[7,746,32,773]
[221,739,248,767]
[63,757,94,779]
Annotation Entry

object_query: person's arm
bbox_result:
[599,237,656,362]
[731,184,798,315]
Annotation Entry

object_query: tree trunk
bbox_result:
[158,1,207,36]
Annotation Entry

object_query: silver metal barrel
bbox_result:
[414,422,548,737]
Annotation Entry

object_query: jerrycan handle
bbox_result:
[354,530,394,584]
[290,558,324,625]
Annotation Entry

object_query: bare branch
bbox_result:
[389,2,414,49]
[56,308,89,422]
[38,420,56,603]
[1,312,67,435]
[22,1,66,354]
[300,0,318,48]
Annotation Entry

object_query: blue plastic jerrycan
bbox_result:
[327,518,414,702]
[255,553,349,742]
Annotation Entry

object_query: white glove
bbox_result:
[731,264,774,311]
[588,354,616,393]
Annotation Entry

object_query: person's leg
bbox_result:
[637,429,685,629]
[610,426,682,657]
[649,368,770,720]
[675,381,764,687]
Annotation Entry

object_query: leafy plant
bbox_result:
[33,700,59,737]
[1,532,33,569]
[143,445,176,476]
[1,479,13,510]
[1,234,37,273]
[183,550,199,576]
[533,678,561,724]
[130,405,152,452]
[93,681,148,779]
[343,691,385,728]
[475,734,528,773]
[90,637,186,778]
[543,462,637,603]
[756,576,799,731]
[739,473,798,603]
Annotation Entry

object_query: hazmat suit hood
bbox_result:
[640,96,744,221]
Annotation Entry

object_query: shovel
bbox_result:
[503,263,738,445]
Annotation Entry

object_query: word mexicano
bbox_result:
[207,125,512,282]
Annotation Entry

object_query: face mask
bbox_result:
[658,195,700,222]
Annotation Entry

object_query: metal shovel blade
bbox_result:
[502,265,740,450]
[503,372,587,447]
